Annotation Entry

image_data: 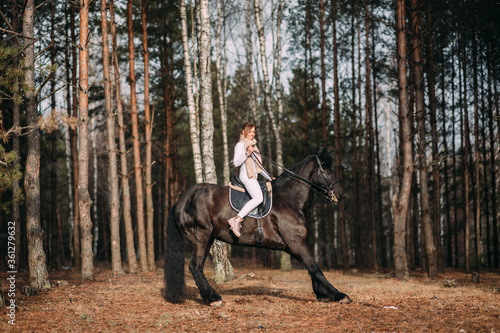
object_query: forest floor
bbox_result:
[1,261,500,332]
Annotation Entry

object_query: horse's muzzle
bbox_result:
[327,190,339,203]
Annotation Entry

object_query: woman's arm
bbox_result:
[233,142,247,167]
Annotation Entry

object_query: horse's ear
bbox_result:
[317,147,326,157]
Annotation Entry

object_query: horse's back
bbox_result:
[174,183,228,218]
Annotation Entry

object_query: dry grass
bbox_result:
[1,263,499,332]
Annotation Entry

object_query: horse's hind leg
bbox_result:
[286,239,352,303]
[189,237,223,306]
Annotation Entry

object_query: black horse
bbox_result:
[164,149,352,306]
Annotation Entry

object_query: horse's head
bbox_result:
[312,148,343,202]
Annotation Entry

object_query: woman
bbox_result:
[228,122,272,237]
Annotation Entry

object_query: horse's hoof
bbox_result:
[210,300,223,307]
[339,296,352,304]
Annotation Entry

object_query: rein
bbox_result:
[254,152,339,202]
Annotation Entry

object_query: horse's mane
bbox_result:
[273,155,311,192]
[272,153,333,193]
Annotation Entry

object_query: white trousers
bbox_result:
[238,178,263,218]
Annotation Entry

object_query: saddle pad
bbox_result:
[229,187,272,218]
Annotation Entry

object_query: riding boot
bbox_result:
[227,216,244,238]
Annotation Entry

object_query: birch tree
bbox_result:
[23,0,51,290]
[100,0,124,276]
[253,0,290,271]
[180,0,203,183]
[197,0,233,283]
[216,0,230,185]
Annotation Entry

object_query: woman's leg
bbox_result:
[238,179,263,218]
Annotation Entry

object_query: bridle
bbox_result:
[254,152,340,202]
[315,155,339,202]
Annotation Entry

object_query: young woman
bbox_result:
[228,122,272,237]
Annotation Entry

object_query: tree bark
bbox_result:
[142,0,155,272]
[271,0,291,272]
[11,0,22,271]
[471,10,481,270]
[411,0,437,278]
[350,3,360,267]
[78,0,94,282]
[426,7,443,272]
[216,0,230,185]
[23,0,51,290]
[101,0,124,276]
[180,0,203,183]
[197,0,234,282]
[50,0,62,270]
[127,0,149,273]
[392,0,410,280]
[332,0,348,268]
[246,0,258,125]
[110,0,138,274]
[487,19,499,268]
[64,2,74,267]
[460,23,471,273]
[364,0,378,271]
[70,2,80,271]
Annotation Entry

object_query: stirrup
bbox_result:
[228,216,243,238]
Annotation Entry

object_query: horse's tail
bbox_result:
[164,204,186,303]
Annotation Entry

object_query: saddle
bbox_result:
[228,174,272,219]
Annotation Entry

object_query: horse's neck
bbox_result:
[276,172,314,210]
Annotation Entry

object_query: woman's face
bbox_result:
[244,127,256,141]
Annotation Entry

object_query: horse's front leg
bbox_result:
[188,236,223,306]
[285,237,352,303]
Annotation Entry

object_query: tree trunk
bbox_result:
[197,0,234,283]
[253,0,290,271]
[141,0,155,272]
[70,3,80,271]
[91,116,99,258]
[426,7,442,272]
[23,0,51,291]
[331,0,348,268]
[79,0,94,282]
[392,0,410,280]
[11,0,22,271]
[460,25,471,273]
[64,3,74,266]
[440,48,452,267]
[451,38,459,268]
[471,11,481,270]
[350,3,360,267]
[110,0,138,274]
[12,87,21,271]
[411,0,437,278]
[246,0,257,125]
[487,21,499,268]
[49,0,61,270]
[180,0,203,183]
[127,0,149,273]
[101,0,124,276]
[364,0,378,271]
[271,0,290,271]
[216,0,230,185]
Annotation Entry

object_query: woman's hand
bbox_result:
[246,145,255,155]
